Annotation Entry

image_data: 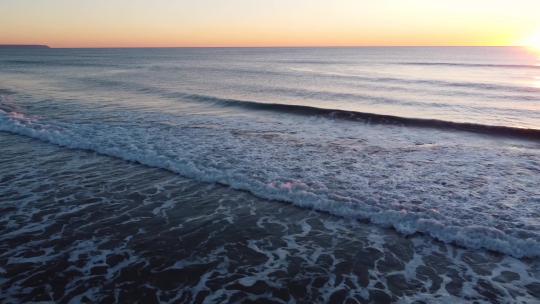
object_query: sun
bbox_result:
[520,30,540,52]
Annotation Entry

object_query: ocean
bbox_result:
[1,47,539,303]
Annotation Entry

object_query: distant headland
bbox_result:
[0,45,50,49]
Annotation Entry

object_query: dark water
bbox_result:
[1,47,540,302]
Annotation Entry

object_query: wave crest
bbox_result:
[1,104,540,258]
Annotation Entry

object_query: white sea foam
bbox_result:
[1,102,539,258]
[1,130,540,303]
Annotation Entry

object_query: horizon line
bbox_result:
[1,44,526,49]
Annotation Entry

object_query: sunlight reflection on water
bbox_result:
[533,76,540,89]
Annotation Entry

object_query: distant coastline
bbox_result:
[0,45,50,49]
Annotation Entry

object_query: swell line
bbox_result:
[1,59,111,67]
[135,64,540,94]
[70,76,540,141]
[399,62,540,69]
[172,93,540,141]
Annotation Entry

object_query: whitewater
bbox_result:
[1,46,540,260]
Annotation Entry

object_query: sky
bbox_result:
[1,0,540,48]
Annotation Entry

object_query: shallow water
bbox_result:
[1,132,539,303]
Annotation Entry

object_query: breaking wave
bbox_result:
[1,103,540,258]
[174,93,540,141]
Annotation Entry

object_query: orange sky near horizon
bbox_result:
[1,0,540,48]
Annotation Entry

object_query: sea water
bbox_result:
[1,47,540,302]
